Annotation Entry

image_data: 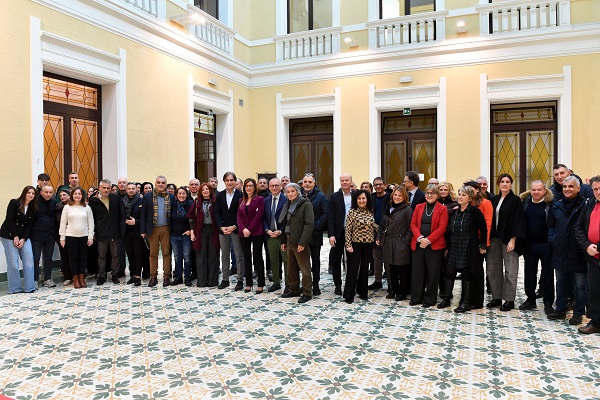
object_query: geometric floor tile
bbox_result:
[1,246,600,400]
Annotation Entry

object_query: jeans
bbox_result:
[171,235,192,280]
[2,238,36,293]
[31,238,55,281]
[555,270,587,316]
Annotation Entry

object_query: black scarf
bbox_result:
[122,194,139,219]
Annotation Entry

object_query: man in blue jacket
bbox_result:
[31,185,57,287]
[302,173,328,296]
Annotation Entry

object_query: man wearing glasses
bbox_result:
[328,173,354,295]
[368,177,389,291]
[302,173,328,296]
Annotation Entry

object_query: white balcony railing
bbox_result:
[477,0,570,35]
[366,11,447,49]
[120,0,159,18]
[171,5,235,55]
[275,27,342,62]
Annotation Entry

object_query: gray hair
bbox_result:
[563,176,580,187]
[425,183,439,194]
[285,183,302,195]
[476,176,488,183]
[530,180,546,189]
[99,179,111,186]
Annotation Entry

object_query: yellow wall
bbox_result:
[235,0,276,40]
[571,0,600,24]
[340,2,368,26]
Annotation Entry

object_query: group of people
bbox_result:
[2,164,600,334]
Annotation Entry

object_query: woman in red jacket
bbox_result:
[410,184,449,307]
[188,182,221,288]
[238,178,266,294]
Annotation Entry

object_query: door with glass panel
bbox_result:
[194,110,217,181]
[491,102,557,194]
[43,73,102,191]
[381,110,437,190]
[289,117,334,197]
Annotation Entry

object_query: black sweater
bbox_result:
[30,196,57,242]
[0,199,36,240]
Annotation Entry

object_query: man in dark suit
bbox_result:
[120,182,144,286]
[403,171,425,209]
[328,173,353,295]
[140,176,176,287]
[263,177,287,292]
[302,173,328,296]
[214,171,245,290]
[368,177,389,291]
[89,179,123,285]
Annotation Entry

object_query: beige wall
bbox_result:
[340,1,368,26]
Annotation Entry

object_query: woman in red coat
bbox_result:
[188,182,220,287]
[237,178,266,294]
[410,184,449,307]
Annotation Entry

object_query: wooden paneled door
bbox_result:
[289,117,334,197]
[43,73,101,191]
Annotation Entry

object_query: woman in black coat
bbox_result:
[440,186,487,312]
[376,185,413,301]
[0,186,38,293]
[487,174,526,311]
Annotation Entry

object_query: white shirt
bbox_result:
[226,189,235,208]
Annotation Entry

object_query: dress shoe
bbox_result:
[386,293,395,299]
[367,281,383,290]
[395,294,406,301]
[422,303,434,308]
[255,289,264,295]
[163,278,170,287]
[409,300,421,306]
[486,299,502,308]
[184,279,192,287]
[112,275,120,284]
[96,277,106,286]
[134,278,142,286]
[148,277,158,287]
[544,303,555,315]
[234,282,244,291]
[281,292,300,298]
[547,310,566,320]
[344,298,354,304]
[578,323,600,334]
[437,298,452,309]
[334,286,342,296]
[499,301,514,311]
[454,302,472,313]
[298,295,312,304]
[218,280,230,289]
[268,283,281,292]
[569,314,583,325]
[117,271,126,278]
[313,284,321,296]
[359,295,368,301]
[519,300,537,310]
[127,277,136,285]
[79,274,87,288]
[172,277,183,286]
[244,287,252,293]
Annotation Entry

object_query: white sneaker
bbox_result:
[63,280,73,286]
[44,279,56,288]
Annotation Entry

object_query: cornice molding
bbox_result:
[279,93,336,117]
[487,74,564,95]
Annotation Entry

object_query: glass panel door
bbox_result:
[291,142,312,184]
[316,141,333,196]
[493,132,520,193]
[384,140,407,185]
[71,118,98,191]
[412,139,436,188]
[43,114,64,190]
[526,130,554,189]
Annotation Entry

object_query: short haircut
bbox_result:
[475,176,488,183]
[553,163,568,171]
[405,171,420,186]
[372,176,384,183]
[589,175,600,186]
[563,175,580,187]
[530,180,546,188]
[38,173,50,181]
[285,182,302,196]
[458,186,477,203]
[223,171,237,181]
[156,175,166,183]
[425,183,439,194]
[99,179,111,186]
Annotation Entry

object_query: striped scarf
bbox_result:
[152,189,171,224]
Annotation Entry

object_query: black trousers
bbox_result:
[411,246,443,304]
[32,238,55,281]
[388,264,410,296]
[197,224,220,287]
[587,257,600,327]
[241,235,265,287]
[123,229,145,277]
[523,242,554,305]
[329,237,345,288]
[57,240,72,280]
[310,244,322,285]
[66,236,88,275]
[343,242,372,301]
[469,253,486,308]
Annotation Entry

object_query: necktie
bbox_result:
[409,192,413,203]
[271,197,277,230]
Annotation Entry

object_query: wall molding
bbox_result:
[479,66,571,177]
[369,81,447,180]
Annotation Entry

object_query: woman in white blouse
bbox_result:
[59,187,94,289]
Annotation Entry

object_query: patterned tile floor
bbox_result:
[1,246,600,400]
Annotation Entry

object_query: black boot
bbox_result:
[438,279,455,309]
[454,281,471,313]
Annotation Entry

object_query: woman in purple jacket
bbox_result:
[237,178,265,294]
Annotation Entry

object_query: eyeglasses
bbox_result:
[374,183,384,187]
[402,180,411,184]
[304,173,314,177]
[425,192,437,196]
[245,184,255,188]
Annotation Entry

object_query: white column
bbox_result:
[437,77,447,181]
[30,17,44,184]
[368,84,380,179]
[479,73,491,178]
[188,74,195,179]
[558,65,572,167]
[116,48,128,178]
[333,87,342,182]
